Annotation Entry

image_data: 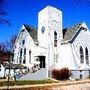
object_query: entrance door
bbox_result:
[39,56,45,68]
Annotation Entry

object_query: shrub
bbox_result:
[52,67,71,80]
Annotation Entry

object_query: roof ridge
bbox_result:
[23,24,37,30]
[67,22,82,30]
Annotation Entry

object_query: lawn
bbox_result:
[0,79,57,87]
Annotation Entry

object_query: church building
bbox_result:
[13,6,90,80]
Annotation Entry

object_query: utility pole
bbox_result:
[7,52,13,90]
[7,59,10,90]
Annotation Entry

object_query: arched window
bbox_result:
[54,54,58,63]
[29,50,31,63]
[23,48,26,64]
[0,64,1,71]
[24,48,26,55]
[22,40,25,45]
[54,31,57,47]
[85,47,89,64]
[80,46,84,63]
[20,49,22,64]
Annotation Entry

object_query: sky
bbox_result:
[0,0,90,42]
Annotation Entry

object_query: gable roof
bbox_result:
[24,24,38,42]
[63,23,82,41]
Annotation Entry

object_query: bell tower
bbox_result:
[38,6,62,48]
[38,6,63,67]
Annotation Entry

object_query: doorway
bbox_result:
[38,56,45,68]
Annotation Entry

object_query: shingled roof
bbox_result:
[23,23,85,43]
[24,24,37,42]
[63,23,82,41]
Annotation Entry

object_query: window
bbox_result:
[23,59,26,64]
[20,49,22,64]
[80,46,84,63]
[54,54,58,63]
[29,50,31,63]
[56,54,58,63]
[80,70,83,79]
[41,26,45,33]
[22,40,25,45]
[89,70,90,77]
[0,64,1,71]
[23,48,26,64]
[24,48,26,55]
[54,31,57,47]
[85,47,89,64]
[54,31,57,40]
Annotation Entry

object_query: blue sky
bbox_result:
[0,0,90,42]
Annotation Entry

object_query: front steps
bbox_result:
[18,68,48,80]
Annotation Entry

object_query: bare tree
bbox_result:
[0,42,10,62]
[0,42,7,52]
[5,35,17,52]
[0,34,17,60]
